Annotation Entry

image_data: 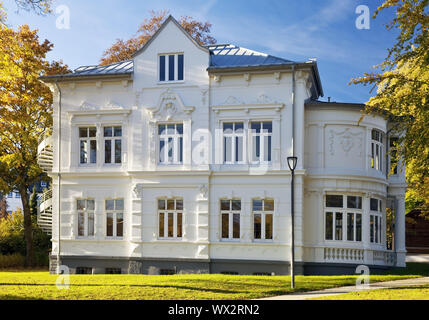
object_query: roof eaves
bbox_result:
[39,72,133,83]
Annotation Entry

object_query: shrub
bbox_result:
[0,209,50,267]
[0,253,25,268]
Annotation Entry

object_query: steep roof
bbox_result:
[207,44,294,69]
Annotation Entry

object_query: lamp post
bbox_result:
[287,156,298,289]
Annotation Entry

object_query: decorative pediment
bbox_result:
[79,100,98,111]
[79,100,126,111]
[147,88,194,121]
[213,93,284,114]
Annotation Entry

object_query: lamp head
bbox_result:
[287,156,298,171]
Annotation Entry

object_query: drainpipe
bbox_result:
[55,81,62,273]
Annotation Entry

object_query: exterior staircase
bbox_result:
[37,188,52,235]
[37,134,53,172]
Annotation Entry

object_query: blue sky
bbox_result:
[3,0,398,103]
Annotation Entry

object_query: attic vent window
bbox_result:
[159,53,184,82]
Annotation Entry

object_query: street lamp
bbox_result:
[287,156,298,289]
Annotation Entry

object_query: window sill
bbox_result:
[157,80,185,85]
[158,238,183,241]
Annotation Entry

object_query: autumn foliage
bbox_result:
[100,10,216,65]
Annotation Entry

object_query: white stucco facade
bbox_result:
[40,17,406,275]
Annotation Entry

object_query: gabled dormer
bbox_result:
[132,15,210,89]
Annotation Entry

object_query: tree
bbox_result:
[0,196,7,219]
[0,24,69,266]
[29,187,37,218]
[351,0,429,215]
[100,10,216,65]
[0,0,52,25]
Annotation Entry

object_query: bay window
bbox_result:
[325,195,362,242]
[370,198,383,244]
[371,129,384,171]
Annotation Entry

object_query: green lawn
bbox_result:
[315,285,429,300]
[0,263,427,300]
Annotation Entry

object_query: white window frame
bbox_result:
[371,129,384,171]
[158,198,183,240]
[77,199,95,238]
[103,126,122,165]
[158,123,183,165]
[105,199,124,239]
[324,194,363,243]
[252,199,274,241]
[370,198,383,244]
[79,127,97,165]
[220,199,241,241]
[158,53,184,83]
[250,121,272,164]
[222,122,245,164]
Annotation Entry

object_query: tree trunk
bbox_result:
[20,186,34,267]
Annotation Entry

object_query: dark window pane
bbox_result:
[88,212,94,236]
[104,140,111,164]
[326,195,343,208]
[263,122,272,133]
[264,199,274,211]
[179,137,183,163]
[87,200,95,210]
[370,198,379,211]
[168,55,175,81]
[176,124,183,134]
[115,140,121,163]
[265,214,273,240]
[176,199,183,211]
[77,200,85,210]
[347,213,354,241]
[167,124,175,134]
[159,212,164,237]
[168,212,174,237]
[221,200,230,211]
[335,212,343,240]
[347,196,362,209]
[233,213,240,239]
[104,127,112,137]
[325,212,333,240]
[107,213,113,237]
[90,140,97,164]
[158,124,166,135]
[177,212,182,238]
[178,54,184,80]
[236,136,243,162]
[356,214,362,242]
[167,200,175,210]
[80,140,87,164]
[254,214,261,239]
[115,199,124,210]
[89,127,97,137]
[79,128,87,138]
[232,200,241,211]
[78,212,85,236]
[159,140,165,163]
[114,127,122,137]
[234,122,244,133]
[158,199,165,210]
[251,122,260,133]
[223,123,233,134]
[253,200,263,211]
[267,136,272,162]
[221,214,229,238]
[105,200,114,210]
[159,55,165,81]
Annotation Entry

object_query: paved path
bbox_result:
[258,277,429,300]
[406,254,429,263]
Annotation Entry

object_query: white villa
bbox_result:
[38,16,407,275]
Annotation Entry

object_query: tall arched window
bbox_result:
[371,129,384,171]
